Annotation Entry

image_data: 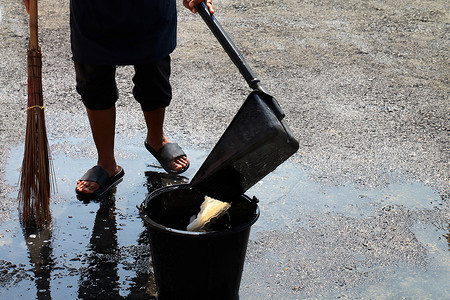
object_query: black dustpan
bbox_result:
[190,3,299,200]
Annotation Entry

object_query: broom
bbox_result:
[18,0,54,227]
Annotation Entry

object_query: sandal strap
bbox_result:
[78,166,110,186]
[158,143,186,164]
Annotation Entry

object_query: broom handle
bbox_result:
[29,0,39,51]
[195,2,267,93]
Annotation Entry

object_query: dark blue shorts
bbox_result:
[74,56,172,111]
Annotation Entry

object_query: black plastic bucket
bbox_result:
[139,184,259,300]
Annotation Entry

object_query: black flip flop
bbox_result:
[76,165,125,199]
[145,141,190,174]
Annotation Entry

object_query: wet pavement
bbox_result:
[1,0,449,299]
[1,136,449,299]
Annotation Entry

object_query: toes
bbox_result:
[175,156,188,166]
[177,156,189,167]
[76,181,100,194]
[168,156,189,171]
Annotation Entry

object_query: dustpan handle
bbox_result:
[196,2,265,93]
[196,2,287,120]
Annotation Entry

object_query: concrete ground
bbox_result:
[0,0,448,298]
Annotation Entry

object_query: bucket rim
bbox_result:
[139,184,260,237]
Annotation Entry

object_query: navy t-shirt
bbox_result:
[70,0,177,65]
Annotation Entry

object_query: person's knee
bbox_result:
[133,56,172,111]
[78,86,119,110]
[74,62,119,110]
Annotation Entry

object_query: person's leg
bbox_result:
[74,63,121,195]
[143,107,189,172]
[134,56,189,173]
[76,106,120,194]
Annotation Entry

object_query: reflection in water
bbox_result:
[76,176,191,300]
[145,171,189,193]
[78,194,121,299]
[19,172,189,299]
[126,229,158,298]
[23,223,54,300]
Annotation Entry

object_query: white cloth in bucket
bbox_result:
[186,196,231,232]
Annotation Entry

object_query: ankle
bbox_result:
[97,161,118,176]
[146,135,169,151]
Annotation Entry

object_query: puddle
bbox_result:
[0,136,448,299]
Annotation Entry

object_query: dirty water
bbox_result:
[0,136,448,299]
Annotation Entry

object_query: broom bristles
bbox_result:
[18,48,55,227]
[18,108,53,226]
